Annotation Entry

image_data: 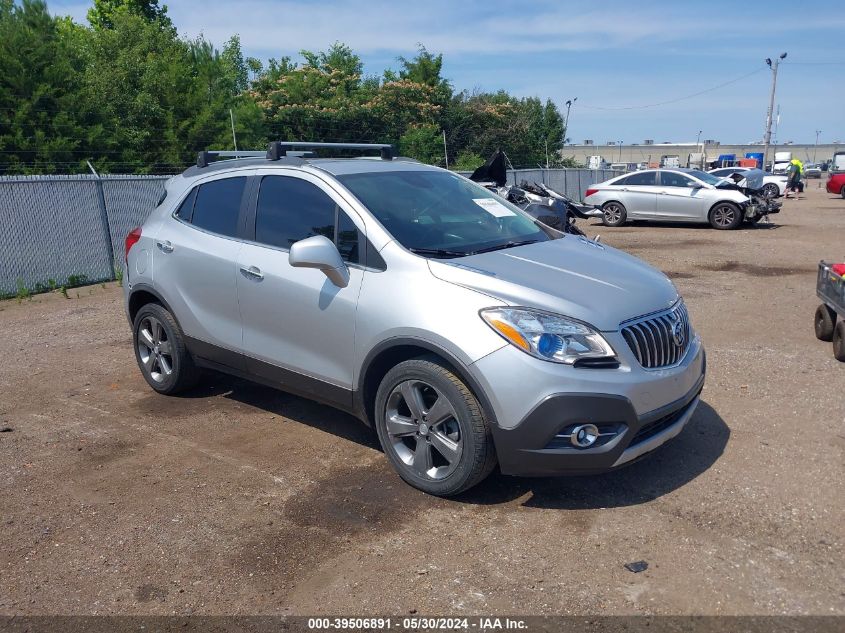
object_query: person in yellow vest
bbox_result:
[786,158,803,198]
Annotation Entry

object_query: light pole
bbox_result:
[564,97,577,141]
[814,130,821,163]
[762,52,787,172]
[618,140,623,163]
[696,130,702,168]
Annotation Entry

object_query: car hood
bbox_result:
[427,237,679,331]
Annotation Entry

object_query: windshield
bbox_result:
[337,170,553,257]
[686,170,723,186]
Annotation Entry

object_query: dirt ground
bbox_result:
[1,182,843,617]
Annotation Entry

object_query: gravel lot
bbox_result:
[1,183,843,616]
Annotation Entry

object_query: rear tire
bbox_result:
[833,321,845,362]
[709,202,743,230]
[601,202,627,227]
[133,303,200,395]
[841,186,845,199]
[815,304,836,342]
[374,356,497,496]
[761,183,779,198]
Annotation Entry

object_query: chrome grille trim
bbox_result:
[621,301,691,369]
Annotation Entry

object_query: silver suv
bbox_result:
[124,142,706,496]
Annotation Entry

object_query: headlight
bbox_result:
[480,307,615,365]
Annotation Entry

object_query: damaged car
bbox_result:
[583,168,780,230]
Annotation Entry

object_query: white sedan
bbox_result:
[583,168,754,230]
[708,166,788,198]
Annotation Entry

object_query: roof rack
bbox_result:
[196,150,265,169]
[196,142,396,169]
[267,141,394,161]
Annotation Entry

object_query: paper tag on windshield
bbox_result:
[473,198,515,217]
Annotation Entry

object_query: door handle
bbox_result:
[658,191,667,195]
[240,265,264,281]
[156,240,173,253]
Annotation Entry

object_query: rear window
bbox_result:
[617,172,656,186]
[189,177,246,237]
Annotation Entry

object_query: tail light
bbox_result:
[584,188,599,198]
[125,227,142,262]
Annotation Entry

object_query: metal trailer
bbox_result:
[814,261,845,361]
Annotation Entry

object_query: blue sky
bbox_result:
[50,0,844,145]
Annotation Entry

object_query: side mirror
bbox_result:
[288,235,350,288]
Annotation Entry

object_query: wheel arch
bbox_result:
[356,337,497,430]
[127,284,176,324]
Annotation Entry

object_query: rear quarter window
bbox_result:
[189,177,247,237]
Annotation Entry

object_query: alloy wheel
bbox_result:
[711,204,736,228]
[385,380,463,480]
[603,204,623,224]
[136,315,173,383]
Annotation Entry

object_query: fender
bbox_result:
[354,336,499,428]
[126,283,177,324]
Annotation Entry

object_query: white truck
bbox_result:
[773,151,792,174]
[587,155,607,170]
[660,155,681,168]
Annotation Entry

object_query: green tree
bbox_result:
[87,0,171,30]
[399,124,443,164]
[0,0,92,173]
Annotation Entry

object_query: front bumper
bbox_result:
[489,372,703,476]
[471,334,706,477]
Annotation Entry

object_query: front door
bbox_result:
[655,172,706,221]
[236,171,365,407]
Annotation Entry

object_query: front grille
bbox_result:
[621,301,690,369]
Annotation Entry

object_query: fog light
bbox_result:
[570,423,599,448]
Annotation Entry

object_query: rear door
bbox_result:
[236,170,366,407]
[152,172,252,367]
[655,171,707,221]
[612,171,659,218]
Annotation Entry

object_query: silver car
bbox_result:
[583,168,753,229]
[124,142,706,496]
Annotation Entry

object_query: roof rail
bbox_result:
[196,150,265,168]
[267,141,395,161]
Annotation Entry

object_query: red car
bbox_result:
[826,172,845,198]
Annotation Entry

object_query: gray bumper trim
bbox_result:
[611,396,700,467]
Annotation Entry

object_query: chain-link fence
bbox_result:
[0,168,622,296]
[457,168,623,200]
[0,174,168,296]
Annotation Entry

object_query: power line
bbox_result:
[578,66,767,111]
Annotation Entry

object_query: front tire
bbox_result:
[841,186,845,200]
[374,356,496,496]
[601,202,627,227]
[709,202,743,230]
[815,304,836,341]
[133,303,199,394]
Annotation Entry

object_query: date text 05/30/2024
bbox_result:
[307,617,528,630]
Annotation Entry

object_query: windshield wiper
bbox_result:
[408,247,469,258]
[472,239,540,254]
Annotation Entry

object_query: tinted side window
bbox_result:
[191,177,246,237]
[256,176,336,249]
[175,187,197,221]
[623,171,657,186]
[661,172,694,187]
[337,211,360,264]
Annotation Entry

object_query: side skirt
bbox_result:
[185,336,361,420]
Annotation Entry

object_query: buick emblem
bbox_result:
[671,319,685,346]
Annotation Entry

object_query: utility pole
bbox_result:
[618,140,623,163]
[564,97,577,142]
[229,109,238,153]
[442,130,449,169]
[814,130,822,163]
[762,52,787,172]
